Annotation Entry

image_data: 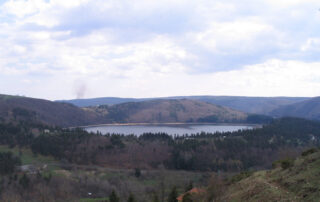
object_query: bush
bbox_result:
[301,148,318,156]
[272,158,294,169]
[280,158,294,169]
[230,171,253,183]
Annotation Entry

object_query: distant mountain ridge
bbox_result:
[58,96,309,114]
[270,97,320,120]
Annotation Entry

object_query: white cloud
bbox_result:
[0,0,320,99]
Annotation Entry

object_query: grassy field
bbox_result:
[0,145,57,165]
[79,197,109,202]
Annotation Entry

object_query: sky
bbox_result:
[0,0,320,100]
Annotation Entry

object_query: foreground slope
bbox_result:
[86,99,248,123]
[0,94,105,127]
[226,149,320,202]
[271,97,320,120]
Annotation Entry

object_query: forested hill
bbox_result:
[0,94,270,127]
[0,94,106,127]
[270,96,320,121]
[85,99,249,123]
[58,96,309,114]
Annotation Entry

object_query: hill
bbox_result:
[184,96,308,114]
[86,99,248,123]
[58,96,309,114]
[224,148,320,201]
[0,94,105,127]
[270,97,320,120]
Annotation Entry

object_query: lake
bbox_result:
[85,124,253,136]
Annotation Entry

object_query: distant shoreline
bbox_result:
[75,122,262,129]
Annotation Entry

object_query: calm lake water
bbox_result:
[85,124,253,136]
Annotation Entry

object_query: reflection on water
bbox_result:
[85,124,253,136]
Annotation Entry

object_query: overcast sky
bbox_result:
[1,0,320,100]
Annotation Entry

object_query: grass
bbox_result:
[0,145,57,165]
[79,197,109,202]
[226,150,320,202]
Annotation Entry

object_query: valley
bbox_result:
[0,94,320,201]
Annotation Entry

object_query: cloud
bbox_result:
[0,0,320,99]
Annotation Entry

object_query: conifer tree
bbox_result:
[127,193,136,202]
[167,186,178,202]
[109,190,120,202]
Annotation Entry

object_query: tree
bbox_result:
[127,193,136,202]
[134,168,141,178]
[185,181,193,192]
[167,186,178,202]
[109,190,120,202]
[0,151,21,175]
[19,174,30,189]
[207,173,226,202]
[182,193,193,202]
[152,193,160,202]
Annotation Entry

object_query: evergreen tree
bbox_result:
[152,193,160,202]
[127,193,136,202]
[19,174,30,189]
[185,181,193,192]
[109,190,120,202]
[134,168,141,178]
[0,152,21,175]
[182,193,193,202]
[167,186,178,202]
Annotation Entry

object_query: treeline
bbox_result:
[197,114,273,124]
[166,117,320,171]
[0,118,320,172]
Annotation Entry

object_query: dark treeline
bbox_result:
[0,118,319,172]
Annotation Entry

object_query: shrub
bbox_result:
[230,171,253,183]
[301,148,318,156]
[280,158,294,169]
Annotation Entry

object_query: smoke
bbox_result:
[74,80,87,99]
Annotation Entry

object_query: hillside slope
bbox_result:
[270,97,320,120]
[185,96,308,114]
[58,96,309,114]
[225,149,320,201]
[0,94,105,127]
[86,99,248,123]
